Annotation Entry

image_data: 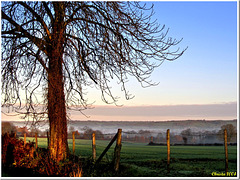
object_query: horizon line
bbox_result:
[2,119,237,123]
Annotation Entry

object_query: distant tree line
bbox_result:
[68,126,104,139]
[2,122,48,137]
[2,123,237,145]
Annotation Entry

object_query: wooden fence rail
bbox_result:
[96,129,122,168]
[67,128,123,170]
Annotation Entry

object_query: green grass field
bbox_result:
[21,137,237,177]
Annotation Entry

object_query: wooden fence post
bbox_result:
[167,129,170,173]
[92,131,96,161]
[24,133,26,146]
[224,129,228,175]
[113,129,122,171]
[35,133,38,149]
[47,131,50,149]
[72,131,75,155]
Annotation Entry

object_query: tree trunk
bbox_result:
[47,2,68,162]
[48,52,69,161]
[48,59,68,161]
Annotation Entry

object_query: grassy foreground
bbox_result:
[20,137,237,177]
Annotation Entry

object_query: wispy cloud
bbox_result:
[2,102,237,121]
[69,102,237,121]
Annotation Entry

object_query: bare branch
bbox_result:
[42,2,54,26]
[2,11,48,56]
[17,2,52,41]
[2,1,187,119]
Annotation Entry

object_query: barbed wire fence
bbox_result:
[67,128,236,174]
[6,127,237,174]
[66,130,237,145]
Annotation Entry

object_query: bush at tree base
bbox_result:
[1,133,82,177]
[2,133,35,166]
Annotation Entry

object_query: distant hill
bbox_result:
[4,119,237,134]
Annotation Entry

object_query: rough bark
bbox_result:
[47,2,69,162]
[47,54,69,161]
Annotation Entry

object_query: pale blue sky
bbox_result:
[1,1,238,121]
[87,1,237,107]
[148,1,238,105]
[79,1,238,121]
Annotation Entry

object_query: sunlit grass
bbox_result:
[19,137,237,177]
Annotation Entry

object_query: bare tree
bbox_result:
[2,122,17,134]
[218,124,237,143]
[181,129,192,144]
[1,2,187,161]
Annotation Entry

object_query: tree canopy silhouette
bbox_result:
[218,124,237,143]
[1,1,186,161]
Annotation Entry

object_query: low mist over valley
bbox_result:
[2,119,237,145]
[4,119,236,135]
